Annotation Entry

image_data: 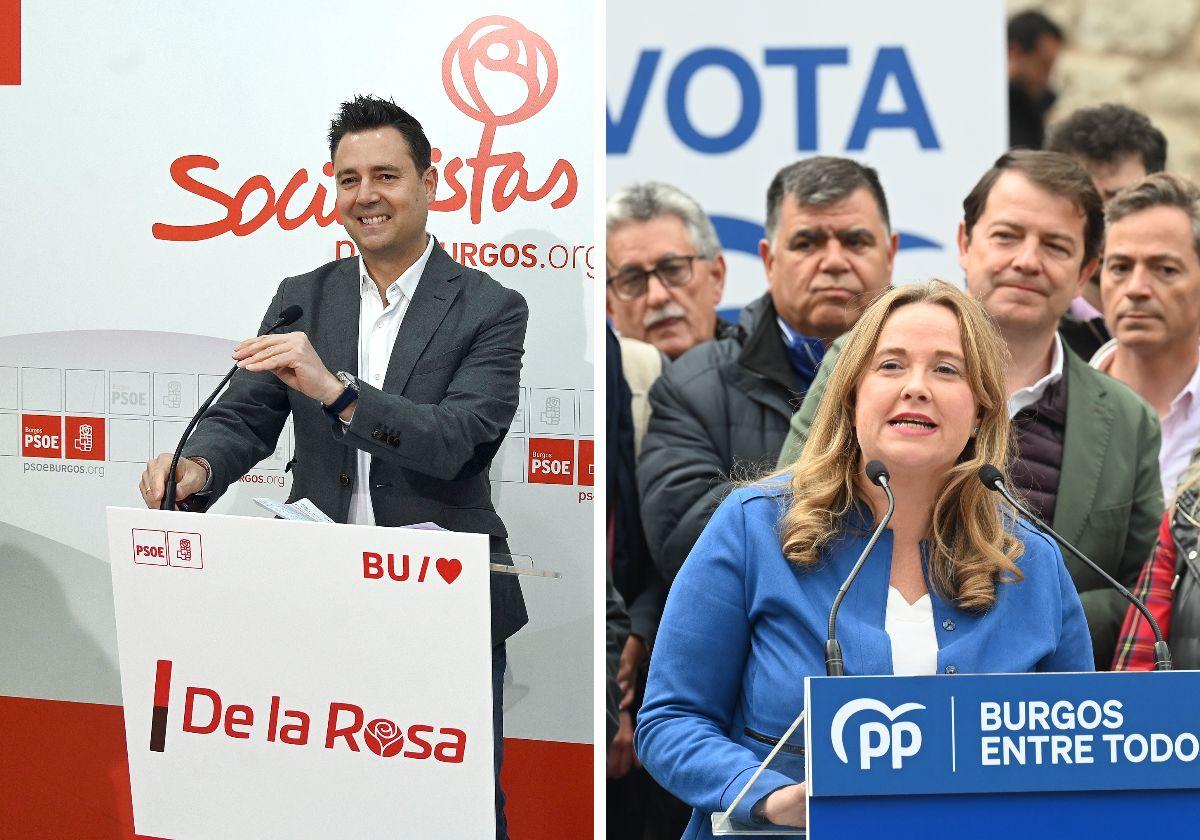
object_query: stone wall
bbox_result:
[1010,0,1200,180]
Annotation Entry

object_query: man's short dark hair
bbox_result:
[328,95,432,171]
[1007,10,1064,52]
[764,156,891,243]
[1106,172,1200,261]
[962,150,1104,265]
[1046,104,1168,173]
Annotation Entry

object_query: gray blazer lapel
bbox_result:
[1055,350,1115,544]
[383,244,461,393]
[319,260,362,379]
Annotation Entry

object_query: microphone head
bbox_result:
[865,460,889,487]
[277,305,303,326]
[978,464,1005,491]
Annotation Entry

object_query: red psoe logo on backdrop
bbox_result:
[0,0,19,86]
[21,414,61,458]
[65,416,105,461]
[577,440,594,487]
[528,437,574,485]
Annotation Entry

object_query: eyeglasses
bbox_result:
[606,255,703,301]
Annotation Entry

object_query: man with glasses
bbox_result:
[606,182,733,360]
[638,157,896,584]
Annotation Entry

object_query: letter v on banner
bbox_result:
[0,0,19,85]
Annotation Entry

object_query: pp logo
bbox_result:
[831,699,925,770]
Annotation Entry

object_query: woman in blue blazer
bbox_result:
[635,281,1094,837]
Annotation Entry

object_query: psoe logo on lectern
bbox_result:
[831,698,925,770]
[132,529,204,569]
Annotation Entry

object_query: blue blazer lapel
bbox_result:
[383,243,461,393]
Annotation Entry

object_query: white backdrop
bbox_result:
[607,0,1008,308]
[0,0,592,768]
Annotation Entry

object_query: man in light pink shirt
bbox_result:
[1092,173,1200,501]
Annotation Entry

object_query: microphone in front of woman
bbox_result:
[635,280,1094,837]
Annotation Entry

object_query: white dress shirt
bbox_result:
[346,235,436,526]
[1091,338,1200,502]
[1007,333,1065,419]
[885,587,939,676]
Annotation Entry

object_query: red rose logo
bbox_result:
[433,15,577,225]
[442,15,557,128]
[364,718,404,757]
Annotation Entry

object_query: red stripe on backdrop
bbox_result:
[0,695,593,839]
[501,737,594,838]
[0,0,19,86]
[152,660,171,708]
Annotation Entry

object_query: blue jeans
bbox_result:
[493,642,508,840]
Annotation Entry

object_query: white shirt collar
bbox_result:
[1006,333,1065,419]
[1093,337,1200,419]
[776,317,797,344]
[1174,355,1200,418]
[1088,337,1118,371]
[359,234,436,305]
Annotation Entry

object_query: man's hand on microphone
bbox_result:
[140,453,207,508]
[233,332,342,405]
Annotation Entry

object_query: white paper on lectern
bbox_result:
[107,507,494,839]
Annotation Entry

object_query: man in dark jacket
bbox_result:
[1047,104,1169,360]
[1007,11,1064,150]
[637,157,896,583]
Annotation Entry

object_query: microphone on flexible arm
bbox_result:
[826,459,894,676]
[977,464,1172,671]
[161,305,304,511]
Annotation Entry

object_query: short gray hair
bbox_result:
[764,156,891,243]
[1106,172,1200,260]
[606,182,721,259]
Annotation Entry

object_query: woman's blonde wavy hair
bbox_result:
[779,280,1022,612]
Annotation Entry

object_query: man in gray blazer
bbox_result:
[139,96,526,839]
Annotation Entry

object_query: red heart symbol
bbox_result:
[436,557,462,584]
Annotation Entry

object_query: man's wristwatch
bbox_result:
[322,371,359,417]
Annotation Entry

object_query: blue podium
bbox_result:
[715,671,1200,836]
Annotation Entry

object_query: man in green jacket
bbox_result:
[779,150,1163,670]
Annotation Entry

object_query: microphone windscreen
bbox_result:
[277,305,303,326]
[865,460,889,486]
[978,464,1004,490]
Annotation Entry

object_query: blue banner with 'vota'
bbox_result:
[805,671,1200,797]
